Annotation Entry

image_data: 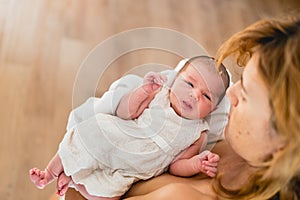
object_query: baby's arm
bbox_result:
[169,132,220,177]
[116,72,167,119]
[66,74,143,131]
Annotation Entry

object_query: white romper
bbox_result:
[58,87,209,197]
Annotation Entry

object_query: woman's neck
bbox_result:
[212,140,257,190]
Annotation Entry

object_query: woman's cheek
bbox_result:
[226,108,247,141]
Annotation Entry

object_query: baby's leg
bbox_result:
[73,182,120,200]
[29,153,64,189]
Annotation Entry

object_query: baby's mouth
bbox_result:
[182,100,192,109]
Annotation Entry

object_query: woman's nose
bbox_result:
[226,85,238,107]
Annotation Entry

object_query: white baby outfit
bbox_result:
[58,59,231,197]
[58,86,209,197]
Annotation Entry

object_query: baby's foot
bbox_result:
[56,172,72,196]
[29,167,55,189]
[29,168,47,189]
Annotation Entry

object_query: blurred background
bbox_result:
[0,0,299,199]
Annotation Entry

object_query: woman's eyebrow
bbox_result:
[241,75,248,94]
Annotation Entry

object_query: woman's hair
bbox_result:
[214,13,300,200]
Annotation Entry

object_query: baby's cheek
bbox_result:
[199,104,210,118]
[169,95,180,115]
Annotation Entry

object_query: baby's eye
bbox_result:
[186,81,194,88]
[203,93,211,101]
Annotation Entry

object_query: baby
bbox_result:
[29,56,229,200]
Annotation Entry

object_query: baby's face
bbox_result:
[169,63,224,119]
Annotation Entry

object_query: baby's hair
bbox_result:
[180,55,230,104]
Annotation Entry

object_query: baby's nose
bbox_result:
[189,92,199,101]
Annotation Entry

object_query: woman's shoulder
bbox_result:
[125,177,216,200]
[141,182,217,200]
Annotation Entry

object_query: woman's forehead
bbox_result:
[243,55,271,118]
[243,55,267,94]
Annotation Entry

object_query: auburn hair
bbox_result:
[214,13,300,200]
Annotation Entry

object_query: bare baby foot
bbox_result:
[29,167,55,189]
[56,172,72,196]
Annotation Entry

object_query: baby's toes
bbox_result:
[29,168,41,182]
[29,168,35,175]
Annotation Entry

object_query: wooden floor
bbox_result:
[1,0,299,199]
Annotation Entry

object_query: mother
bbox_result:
[124,14,300,200]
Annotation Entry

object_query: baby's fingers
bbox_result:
[203,165,217,173]
[202,163,218,177]
[208,153,220,163]
[153,74,167,85]
[202,160,218,167]
[144,72,167,85]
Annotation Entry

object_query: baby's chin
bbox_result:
[177,110,199,120]
[170,103,182,117]
[170,103,198,119]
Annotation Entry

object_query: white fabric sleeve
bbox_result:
[66,74,143,131]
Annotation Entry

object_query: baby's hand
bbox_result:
[142,72,167,94]
[195,150,220,177]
